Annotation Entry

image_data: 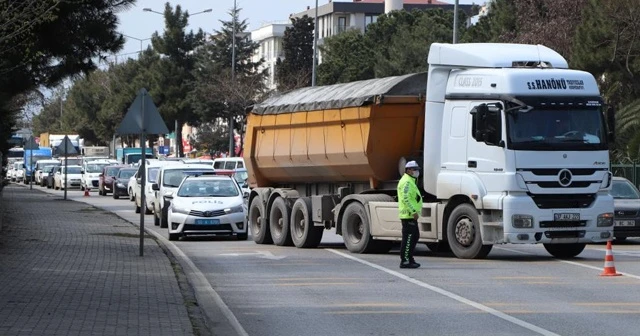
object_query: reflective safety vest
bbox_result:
[397,173,422,219]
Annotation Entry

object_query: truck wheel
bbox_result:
[269,197,294,246]
[290,197,323,248]
[342,202,377,254]
[446,203,492,259]
[543,243,586,258]
[249,196,272,244]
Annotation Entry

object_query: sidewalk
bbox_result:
[0,185,200,336]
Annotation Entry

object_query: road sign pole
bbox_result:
[139,91,146,257]
[29,136,33,190]
[64,135,68,200]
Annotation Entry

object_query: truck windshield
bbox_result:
[507,107,607,151]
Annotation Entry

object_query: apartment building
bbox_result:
[250,22,291,90]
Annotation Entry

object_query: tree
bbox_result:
[317,30,375,85]
[276,15,314,91]
[149,2,205,157]
[0,0,134,155]
[190,6,265,156]
[191,122,230,155]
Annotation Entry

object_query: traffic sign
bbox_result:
[55,135,78,155]
[116,88,169,135]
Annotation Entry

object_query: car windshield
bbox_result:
[163,169,213,187]
[148,167,160,182]
[63,167,82,174]
[42,165,57,172]
[64,158,82,166]
[507,107,607,151]
[177,179,239,197]
[234,171,248,184]
[86,164,109,173]
[611,180,640,199]
[105,167,120,176]
[118,169,136,179]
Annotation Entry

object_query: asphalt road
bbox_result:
[30,184,640,336]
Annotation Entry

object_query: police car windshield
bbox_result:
[177,179,239,197]
[507,107,607,151]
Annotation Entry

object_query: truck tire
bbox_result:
[290,197,323,248]
[342,202,378,254]
[446,203,492,259]
[543,243,586,258]
[249,196,272,244]
[269,197,294,246]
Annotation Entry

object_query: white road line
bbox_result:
[326,249,560,336]
[496,246,640,281]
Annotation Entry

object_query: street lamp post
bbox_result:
[453,0,459,44]
[143,6,213,158]
[312,0,319,87]
[229,0,237,157]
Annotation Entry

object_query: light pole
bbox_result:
[453,0,459,44]
[229,0,237,157]
[312,0,319,87]
[143,6,213,158]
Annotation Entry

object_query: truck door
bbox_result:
[466,101,506,192]
[441,101,469,171]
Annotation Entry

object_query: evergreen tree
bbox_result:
[276,15,314,91]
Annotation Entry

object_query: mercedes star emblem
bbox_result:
[558,169,572,187]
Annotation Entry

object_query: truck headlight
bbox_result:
[224,205,244,214]
[512,214,533,228]
[597,213,614,227]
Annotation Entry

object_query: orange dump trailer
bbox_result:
[244,73,427,190]
[244,73,429,252]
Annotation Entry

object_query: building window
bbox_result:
[337,16,347,33]
[365,14,378,31]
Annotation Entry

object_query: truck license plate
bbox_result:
[615,220,635,227]
[554,213,580,221]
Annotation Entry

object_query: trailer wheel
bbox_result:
[249,196,272,244]
[269,197,294,246]
[446,203,492,259]
[342,202,378,254]
[543,243,586,258]
[290,197,323,248]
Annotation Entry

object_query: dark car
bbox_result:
[610,177,640,241]
[44,166,58,189]
[99,165,126,196]
[113,168,137,199]
[40,165,59,187]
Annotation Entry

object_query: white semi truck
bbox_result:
[243,43,615,259]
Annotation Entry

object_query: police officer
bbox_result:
[397,160,423,269]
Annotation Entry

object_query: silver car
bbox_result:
[166,175,248,241]
[610,177,640,241]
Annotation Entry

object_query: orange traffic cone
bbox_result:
[84,188,90,197]
[600,240,621,276]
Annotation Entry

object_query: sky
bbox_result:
[116,0,479,59]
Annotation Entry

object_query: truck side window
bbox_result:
[471,105,502,146]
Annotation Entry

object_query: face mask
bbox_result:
[411,171,420,178]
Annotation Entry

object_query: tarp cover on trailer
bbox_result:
[252,72,428,115]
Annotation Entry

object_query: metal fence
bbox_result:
[611,164,640,186]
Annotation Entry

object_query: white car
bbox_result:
[166,174,248,241]
[133,161,181,214]
[152,164,215,228]
[54,165,83,190]
[81,160,115,191]
[13,161,24,182]
[127,172,137,201]
[34,159,60,185]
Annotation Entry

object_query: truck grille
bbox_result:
[189,209,226,217]
[533,181,594,188]
[528,193,595,209]
[539,220,587,228]
[519,168,604,176]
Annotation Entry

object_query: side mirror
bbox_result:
[151,183,159,191]
[607,106,615,143]
[163,191,173,200]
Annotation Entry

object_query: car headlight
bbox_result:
[512,214,533,228]
[116,182,125,188]
[224,205,244,214]
[171,204,189,214]
[597,213,614,227]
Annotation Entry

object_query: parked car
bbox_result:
[82,160,116,191]
[610,177,640,241]
[166,174,247,241]
[34,159,60,186]
[132,161,181,213]
[13,161,24,182]
[99,165,127,196]
[112,168,137,199]
[39,165,59,187]
[152,164,215,228]
[127,171,137,202]
[54,165,83,190]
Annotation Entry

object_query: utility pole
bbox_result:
[453,0,459,44]
[228,0,237,157]
[312,0,319,87]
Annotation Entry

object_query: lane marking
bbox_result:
[276,282,357,286]
[325,310,422,315]
[496,246,640,281]
[327,249,560,336]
